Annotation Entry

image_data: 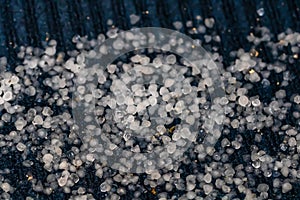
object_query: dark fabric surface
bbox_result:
[0,0,299,60]
[0,0,300,199]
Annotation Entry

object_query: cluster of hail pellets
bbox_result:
[0,17,300,200]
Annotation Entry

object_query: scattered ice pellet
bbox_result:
[106,28,118,38]
[33,115,44,125]
[148,96,157,106]
[100,182,111,192]
[1,182,11,193]
[126,105,136,114]
[151,171,161,180]
[238,95,249,107]
[203,173,212,183]
[257,183,269,192]
[257,8,265,17]
[43,154,54,163]
[203,184,213,195]
[249,71,261,82]
[16,142,26,151]
[10,76,19,84]
[15,117,27,130]
[204,18,215,28]
[45,46,56,56]
[59,161,68,170]
[220,97,229,105]
[107,64,117,74]
[130,55,142,63]
[282,182,292,193]
[130,14,140,25]
[135,65,154,75]
[166,55,176,65]
[140,56,150,65]
[286,129,297,136]
[3,91,13,101]
[153,57,162,68]
[42,107,53,116]
[293,95,300,104]
[252,99,261,107]
[58,170,70,187]
[288,137,296,147]
[186,115,195,125]
[175,100,184,113]
[113,39,124,50]
[141,120,151,127]
[164,78,175,88]
[0,17,299,199]
[167,142,176,154]
[187,191,196,199]
[173,21,183,30]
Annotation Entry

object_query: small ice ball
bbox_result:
[257,8,265,17]
[162,94,171,102]
[45,46,56,56]
[286,129,297,136]
[204,18,215,28]
[98,74,107,84]
[100,182,111,192]
[15,117,27,130]
[293,95,300,104]
[107,98,117,109]
[126,105,136,114]
[153,57,162,68]
[113,39,124,50]
[198,25,206,33]
[16,142,26,151]
[131,55,142,63]
[107,28,118,38]
[186,115,195,125]
[129,120,140,131]
[130,14,140,25]
[10,76,19,84]
[182,84,192,94]
[1,182,11,193]
[203,184,213,195]
[3,91,13,101]
[175,100,184,110]
[165,103,173,112]
[33,115,44,125]
[140,56,150,65]
[173,21,183,30]
[99,45,108,54]
[164,78,175,88]
[167,142,177,154]
[166,55,176,65]
[141,120,151,127]
[58,170,70,187]
[159,87,169,96]
[107,64,117,74]
[181,127,192,139]
[136,65,154,75]
[148,96,157,106]
[282,182,292,193]
[203,77,213,87]
[203,173,212,183]
[238,95,249,107]
[252,99,261,107]
[43,153,54,163]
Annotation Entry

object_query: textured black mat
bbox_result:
[0,0,300,199]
